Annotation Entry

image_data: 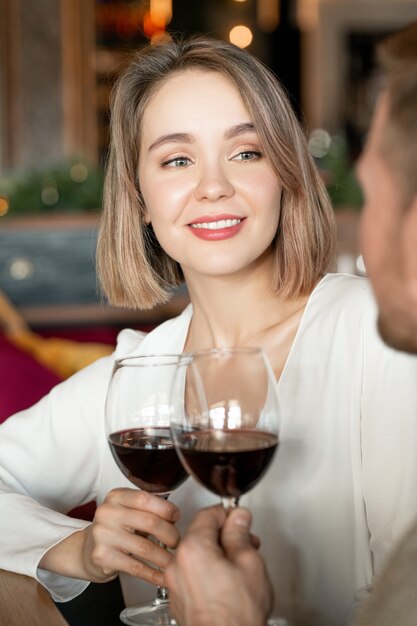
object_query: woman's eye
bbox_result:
[232,150,262,162]
[162,156,191,168]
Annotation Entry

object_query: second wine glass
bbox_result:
[105,354,188,626]
[170,347,280,510]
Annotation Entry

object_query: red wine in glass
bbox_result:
[176,428,278,499]
[170,347,280,509]
[108,427,188,495]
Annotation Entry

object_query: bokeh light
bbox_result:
[70,163,88,183]
[150,0,172,26]
[143,10,163,38]
[308,128,332,159]
[229,25,253,49]
[0,195,9,216]
[8,257,34,281]
[41,179,59,206]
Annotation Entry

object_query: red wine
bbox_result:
[177,429,278,498]
[108,427,188,495]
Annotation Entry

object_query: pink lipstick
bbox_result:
[187,214,245,241]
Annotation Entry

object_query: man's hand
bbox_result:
[165,505,273,626]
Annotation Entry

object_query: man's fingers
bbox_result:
[185,505,227,546]
[165,506,228,611]
[220,507,254,560]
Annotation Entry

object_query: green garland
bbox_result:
[0,160,104,216]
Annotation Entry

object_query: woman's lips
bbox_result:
[187,216,245,241]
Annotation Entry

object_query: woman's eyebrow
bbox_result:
[224,122,256,139]
[147,123,256,153]
[148,132,193,152]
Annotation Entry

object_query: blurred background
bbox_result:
[1,0,417,334]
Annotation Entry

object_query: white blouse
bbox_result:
[0,273,416,626]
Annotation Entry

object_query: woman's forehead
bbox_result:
[147,68,244,106]
[141,69,253,137]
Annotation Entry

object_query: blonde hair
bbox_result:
[97,36,336,310]
[377,22,417,205]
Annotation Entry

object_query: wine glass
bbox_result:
[105,354,188,626]
[170,347,279,510]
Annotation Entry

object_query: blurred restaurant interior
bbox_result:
[1,0,417,413]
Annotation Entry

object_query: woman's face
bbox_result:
[139,69,282,281]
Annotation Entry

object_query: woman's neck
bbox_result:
[183,266,311,353]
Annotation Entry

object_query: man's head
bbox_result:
[357,22,417,353]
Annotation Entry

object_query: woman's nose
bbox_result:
[194,162,234,202]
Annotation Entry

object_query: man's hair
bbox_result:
[97,36,336,310]
[377,22,417,205]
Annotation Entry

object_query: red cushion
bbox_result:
[0,333,62,423]
[0,333,98,519]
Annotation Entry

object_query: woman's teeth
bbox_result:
[190,218,241,230]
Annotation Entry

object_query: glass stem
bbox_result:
[154,494,170,604]
[221,496,240,512]
[155,585,169,602]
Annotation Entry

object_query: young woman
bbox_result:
[0,37,416,626]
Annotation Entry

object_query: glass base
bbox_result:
[120,600,176,626]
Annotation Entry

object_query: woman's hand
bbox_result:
[39,488,181,585]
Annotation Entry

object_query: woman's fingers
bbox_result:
[91,542,167,586]
[95,489,181,548]
[91,523,175,567]
[105,488,181,522]
[95,506,181,548]
[83,488,182,582]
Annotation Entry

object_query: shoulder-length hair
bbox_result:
[97,36,336,310]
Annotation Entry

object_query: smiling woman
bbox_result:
[97,36,335,310]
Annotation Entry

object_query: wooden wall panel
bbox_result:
[0,0,97,172]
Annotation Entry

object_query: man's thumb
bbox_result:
[221,507,253,557]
